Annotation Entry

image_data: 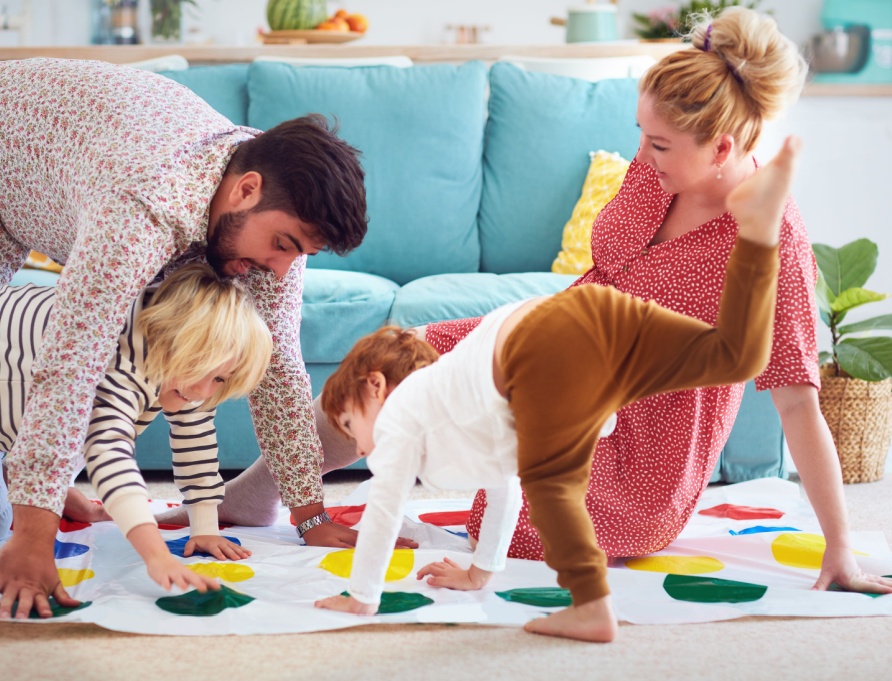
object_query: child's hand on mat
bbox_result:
[302,522,418,550]
[128,524,221,593]
[184,535,252,561]
[314,594,377,616]
[146,553,221,593]
[416,557,491,591]
[812,546,892,595]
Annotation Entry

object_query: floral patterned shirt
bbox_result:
[0,58,323,515]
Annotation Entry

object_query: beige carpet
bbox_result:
[3,470,892,681]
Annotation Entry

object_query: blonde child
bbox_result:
[315,138,809,642]
[0,263,272,594]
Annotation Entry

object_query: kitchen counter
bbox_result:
[0,44,889,96]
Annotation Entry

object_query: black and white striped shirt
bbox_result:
[0,282,224,538]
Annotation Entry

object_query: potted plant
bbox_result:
[150,0,197,43]
[632,0,761,41]
[813,238,892,482]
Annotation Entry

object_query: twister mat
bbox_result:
[6,477,892,635]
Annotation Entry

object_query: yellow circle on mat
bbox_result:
[771,533,826,569]
[624,556,725,574]
[187,562,255,582]
[319,549,414,581]
[57,568,95,587]
[771,533,868,570]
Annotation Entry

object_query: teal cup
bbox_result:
[566,6,619,43]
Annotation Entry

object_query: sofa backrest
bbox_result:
[158,61,643,282]
[477,63,642,275]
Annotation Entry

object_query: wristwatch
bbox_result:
[296,511,333,538]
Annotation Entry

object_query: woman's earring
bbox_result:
[716,164,723,180]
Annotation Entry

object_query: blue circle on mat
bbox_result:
[729,526,800,536]
[165,535,242,557]
[54,539,90,559]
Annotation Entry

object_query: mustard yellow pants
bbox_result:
[501,238,780,605]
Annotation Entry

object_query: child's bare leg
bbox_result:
[63,487,112,523]
[727,136,802,247]
[524,595,618,643]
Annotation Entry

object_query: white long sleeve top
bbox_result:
[348,301,528,606]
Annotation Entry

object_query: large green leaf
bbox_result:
[814,270,834,320]
[835,337,892,381]
[829,287,888,314]
[812,240,878,297]
[818,351,834,367]
[838,314,892,337]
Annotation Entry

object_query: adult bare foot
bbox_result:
[523,595,618,643]
[63,487,111,523]
[726,135,802,247]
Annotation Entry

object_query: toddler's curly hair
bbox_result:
[322,326,439,436]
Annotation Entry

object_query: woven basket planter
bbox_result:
[818,368,892,483]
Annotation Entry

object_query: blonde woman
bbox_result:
[0,263,272,597]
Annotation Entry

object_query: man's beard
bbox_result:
[206,209,249,277]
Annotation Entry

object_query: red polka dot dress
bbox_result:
[427,157,819,559]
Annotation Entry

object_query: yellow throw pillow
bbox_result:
[24,251,64,273]
[552,150,630,275]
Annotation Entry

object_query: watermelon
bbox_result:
[267,0,328,31]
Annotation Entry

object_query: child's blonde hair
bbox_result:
[639,6,806,154]
[137,263,273,410]
[322,326,439,436]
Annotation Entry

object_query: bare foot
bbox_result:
[63,487,111,523]
[523,595,618,643]
[726,135,802,247]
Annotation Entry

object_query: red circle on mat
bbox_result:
[58,518,92,532]
[698,504,784,520]
[292,505,367,527]
[417,510,471,527]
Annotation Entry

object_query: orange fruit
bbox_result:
[345,13,369,33]
[334,9,349,19]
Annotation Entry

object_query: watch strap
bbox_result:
[296,511,333,538]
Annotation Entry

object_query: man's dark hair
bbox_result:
[229,114,367,255]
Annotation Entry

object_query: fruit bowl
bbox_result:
[261,29,364,45]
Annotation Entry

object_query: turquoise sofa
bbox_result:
[12,59,785,483]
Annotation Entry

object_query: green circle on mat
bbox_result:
[828,576,892,599]
[340,591,434,614]
[496,587,572,608]
[10,598,92,619]
[156,584,254,616]
[663,574,767,603]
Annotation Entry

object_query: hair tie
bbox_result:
[700,23,743,84]
[702,24,713,52]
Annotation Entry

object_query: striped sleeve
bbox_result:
[83,297,158,537]
[0,284,55,455]
[83,363,156,537]
[165,408,223,537]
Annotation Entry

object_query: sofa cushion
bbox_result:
[246,60,488,286]
[388,272,578,328]
[159,64,250,126]
[302,268,399,363]
[479,64,641,274]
